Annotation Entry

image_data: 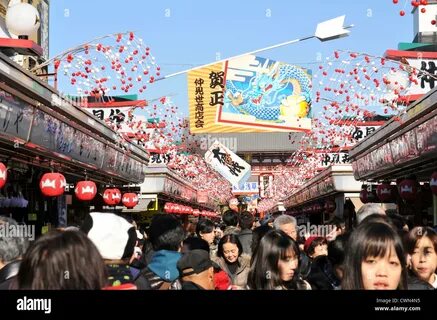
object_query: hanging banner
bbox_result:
[204,140,251,187]
[232,182,259,195]
[188,55,312,133]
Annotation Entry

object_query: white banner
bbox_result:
[205,140,251,187]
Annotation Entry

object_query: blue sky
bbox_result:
[49,0,415,115]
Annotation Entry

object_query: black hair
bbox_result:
[342,222,408,290]
[386,212,407,233]
[196,219,215,237]
[217,234,243,260]
[148,214,185,251]
[182,237,210,253]
[222,210,239,227]
[239,211,255,230]
[248,230,306,290]
[18,230,107,289]
[405,227,437,254]
[328,233,350,267]
[251,225,273,260]
[306,237,327,257]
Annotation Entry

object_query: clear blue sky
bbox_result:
[49,0,415,115]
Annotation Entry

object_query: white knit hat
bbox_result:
[84,212,136,260]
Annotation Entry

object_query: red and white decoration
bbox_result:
[75,181,97,201]
[0,162,7,189]
[376,183,395,202]
[103,188,121,206]
[40,173,66,197]
[122,193,139,209]
[399,179,418,202]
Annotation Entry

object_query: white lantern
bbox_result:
[6,3,40,38]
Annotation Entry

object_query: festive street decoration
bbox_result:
[122,193,139,208]
[40,173,66,197]
[399,179,418,201]
[258,48,437,212]
[103,188,121,206]
[376,183,395,202]
[75,181,97,201]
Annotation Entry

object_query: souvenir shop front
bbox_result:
[0,52,148,235]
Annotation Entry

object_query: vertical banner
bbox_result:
[204,140,251,187]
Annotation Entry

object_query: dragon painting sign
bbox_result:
[188,55,312,133]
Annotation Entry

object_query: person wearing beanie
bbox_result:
[138,214,185,290]
[81,212,150,290]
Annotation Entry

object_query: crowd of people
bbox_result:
[0,204,436,290]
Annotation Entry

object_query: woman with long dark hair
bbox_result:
[342,221,408,290]
[213,234,250,289]
[247,230,311,290]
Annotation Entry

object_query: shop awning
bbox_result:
[349,86,437,182]
[282,165,362,208]
[0,53,148,185]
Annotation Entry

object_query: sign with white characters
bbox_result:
[232,182,259,195]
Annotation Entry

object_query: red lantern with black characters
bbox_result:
[40,173,66,197]
[0,162,7,189]
[430,172,437,196]
[376,183,394,202]
[122,193,139,209]
[399,179,417,202]
[103,188,121,205]
[75,181,97,201]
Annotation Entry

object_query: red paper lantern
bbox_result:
[75,181,97,201]
[430,172,437,196]
[376,183,394,202]
[40,173,66,197]
[193,209,200,216]
[399,179,417,202]
[0,162,7,189]
[122,193,139,209]
[103,188,121,205]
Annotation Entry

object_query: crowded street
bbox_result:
[0,0,436,316]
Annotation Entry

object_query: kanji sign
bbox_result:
[204,140,251,187]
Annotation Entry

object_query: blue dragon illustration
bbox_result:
[225,64,312,122]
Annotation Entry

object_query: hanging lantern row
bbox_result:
[360,176,437,203]
[37,173,138,208]
[164,202,218,217]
